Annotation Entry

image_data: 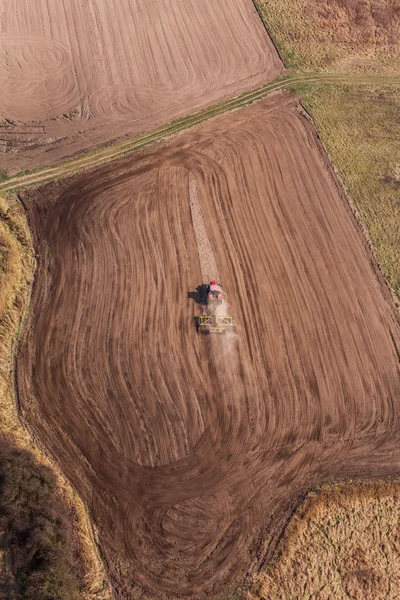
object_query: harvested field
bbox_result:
[17,95,400,599]
[0,0,283,174]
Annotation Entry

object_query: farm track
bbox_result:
[17,95,400,599]
[2,72,399,194]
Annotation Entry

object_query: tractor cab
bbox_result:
[207,281,223,305]
[195,281,234,334]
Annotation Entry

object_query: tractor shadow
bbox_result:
[188,284,210,334]
[187,284,208,306]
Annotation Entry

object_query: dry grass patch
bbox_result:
[0,195,111,599]
[249,480,400,599]
[290,83,400,301]
[254,0,400,73]
[0,195,34,444]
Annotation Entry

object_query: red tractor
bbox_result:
[207,280,223,306]
[196,281,234,334]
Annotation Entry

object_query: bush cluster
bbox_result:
[0,436,82,600]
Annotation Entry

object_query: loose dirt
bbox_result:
[0,0,283,174]
[17,95,400,599]
[189,173,219,284]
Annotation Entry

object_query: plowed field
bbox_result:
[0,0,282,173]
[17,95,400,599]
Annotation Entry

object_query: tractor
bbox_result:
[196,281,234,334]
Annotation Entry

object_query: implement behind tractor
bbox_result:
[197,314,234,334]
[195,281,234,334]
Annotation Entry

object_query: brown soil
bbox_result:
[17,94,400,599]
[0,0,283,174]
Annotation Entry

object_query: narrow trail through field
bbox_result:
[2,73,400,194]
[189,173,219,283]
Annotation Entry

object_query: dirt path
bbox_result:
[16,94,400,599]
[189,173,219,283]
[2,73,399,194]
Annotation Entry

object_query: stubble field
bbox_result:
[17,95,400,599]
[0,0,283,173]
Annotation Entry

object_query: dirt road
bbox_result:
[2,73,399,194]
[17,95,400,598]
[0,0,282,173]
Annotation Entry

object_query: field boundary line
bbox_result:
[2,73,399,193]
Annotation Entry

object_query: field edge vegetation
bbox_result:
[0,195,111,600]
[1,4,399,599]
[247,4,400,600]
[290,83,400,302]
[254,0,400,74]
[0,436,83,600]
[248,478,400,599]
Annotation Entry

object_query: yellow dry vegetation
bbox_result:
[0,195,34,444]
[255,0,400,74]
[249,6,400,599]
[248,480,400,600]
[0,195,111,600]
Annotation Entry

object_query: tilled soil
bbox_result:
[189,172,220,283]
[0,0,283,173]
[17,95,400,599]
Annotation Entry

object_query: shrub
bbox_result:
[0,436,83,600]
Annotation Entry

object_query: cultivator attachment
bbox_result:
[197,315,234,334]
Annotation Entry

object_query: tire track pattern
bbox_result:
[0,33,78,121]
[17,95,400,599]
[0,0,283,171]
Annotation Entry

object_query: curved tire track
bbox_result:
[0,0,283,170]
[0,34,79,121]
